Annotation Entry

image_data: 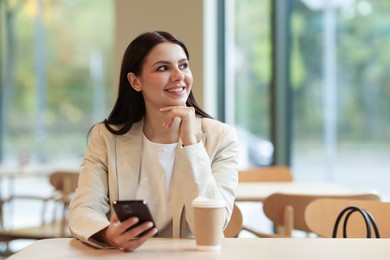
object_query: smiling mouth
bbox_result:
[166,87,186,93]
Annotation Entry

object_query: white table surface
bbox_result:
[7,237,390,260]
[235,182,377,202]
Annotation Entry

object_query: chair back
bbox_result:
[238,166,293,182]
[237,166,293,237]
[50,171,79,196]
[0,170,79,254]
[263,192,380,237]
[305,198,390,238]
[49,171,79,236]
[224,203,243,238]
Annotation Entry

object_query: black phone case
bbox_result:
[113,200,155,223]
[113,200,156,237]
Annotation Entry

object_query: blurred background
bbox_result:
[0,0,389,254]
[1,0,389,196]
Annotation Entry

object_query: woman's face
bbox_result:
[129,42,193,110]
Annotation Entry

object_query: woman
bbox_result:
[69,31,240,251]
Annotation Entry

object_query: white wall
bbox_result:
[115,0,207,108]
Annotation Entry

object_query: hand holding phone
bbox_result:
[113,200,156,237]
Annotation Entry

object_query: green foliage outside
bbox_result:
[234,0,271,137]
[1,0,114,165]
[292,0,390,143]
[1,0,389,166]
[235,0,390,145]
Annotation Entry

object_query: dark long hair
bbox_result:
[104,31,212,135]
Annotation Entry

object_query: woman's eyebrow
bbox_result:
[152,60,170,66]
[152,58,188,67]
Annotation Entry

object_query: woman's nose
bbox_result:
[171,68,184,81]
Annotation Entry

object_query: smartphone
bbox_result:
[113,200,156,237]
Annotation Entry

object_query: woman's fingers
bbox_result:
[123,221,154,239]
[159,106,197,145]
[121,226,158,252]
[106,216,158,251]
[110,212,119,222]
[104,216,137,246]
[159,106,195,128]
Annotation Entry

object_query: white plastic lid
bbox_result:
[192,197,226,208]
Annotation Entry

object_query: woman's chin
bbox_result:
[166,100,187,107]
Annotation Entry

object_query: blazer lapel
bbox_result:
[115,120,143,199]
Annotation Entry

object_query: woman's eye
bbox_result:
[157,66,168,71]
[179,63,188,70]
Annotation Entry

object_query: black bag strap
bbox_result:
[332,206,380,238]
[364,209,380,238]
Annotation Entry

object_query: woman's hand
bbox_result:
[95,213,158,252]
[160,106,197,146]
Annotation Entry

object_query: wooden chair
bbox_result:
[257,192,381,238]
[238,166,293,182]
[305,198,390,238]
[224,203,243,238]
[0,199,4,229]
[0,171,79,256]
[238,166,293,236]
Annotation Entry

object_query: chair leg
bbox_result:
[283,206,294,237]
[0,201,3,229]
[0,241,12,257]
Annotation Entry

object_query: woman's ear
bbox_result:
[127,72,142,92]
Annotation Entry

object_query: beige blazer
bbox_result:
[69,117,240,248]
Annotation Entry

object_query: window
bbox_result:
[226,0,274,168]
[228,0,390,199]
[291,0,390,198]
[0,0,114,169]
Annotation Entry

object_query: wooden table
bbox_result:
[235,182,377,202]
[7,237,390,260]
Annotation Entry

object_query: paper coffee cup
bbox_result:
[192,197,225,251]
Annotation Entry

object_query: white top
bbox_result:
[135,134,177,236]
[192,197,225,208]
